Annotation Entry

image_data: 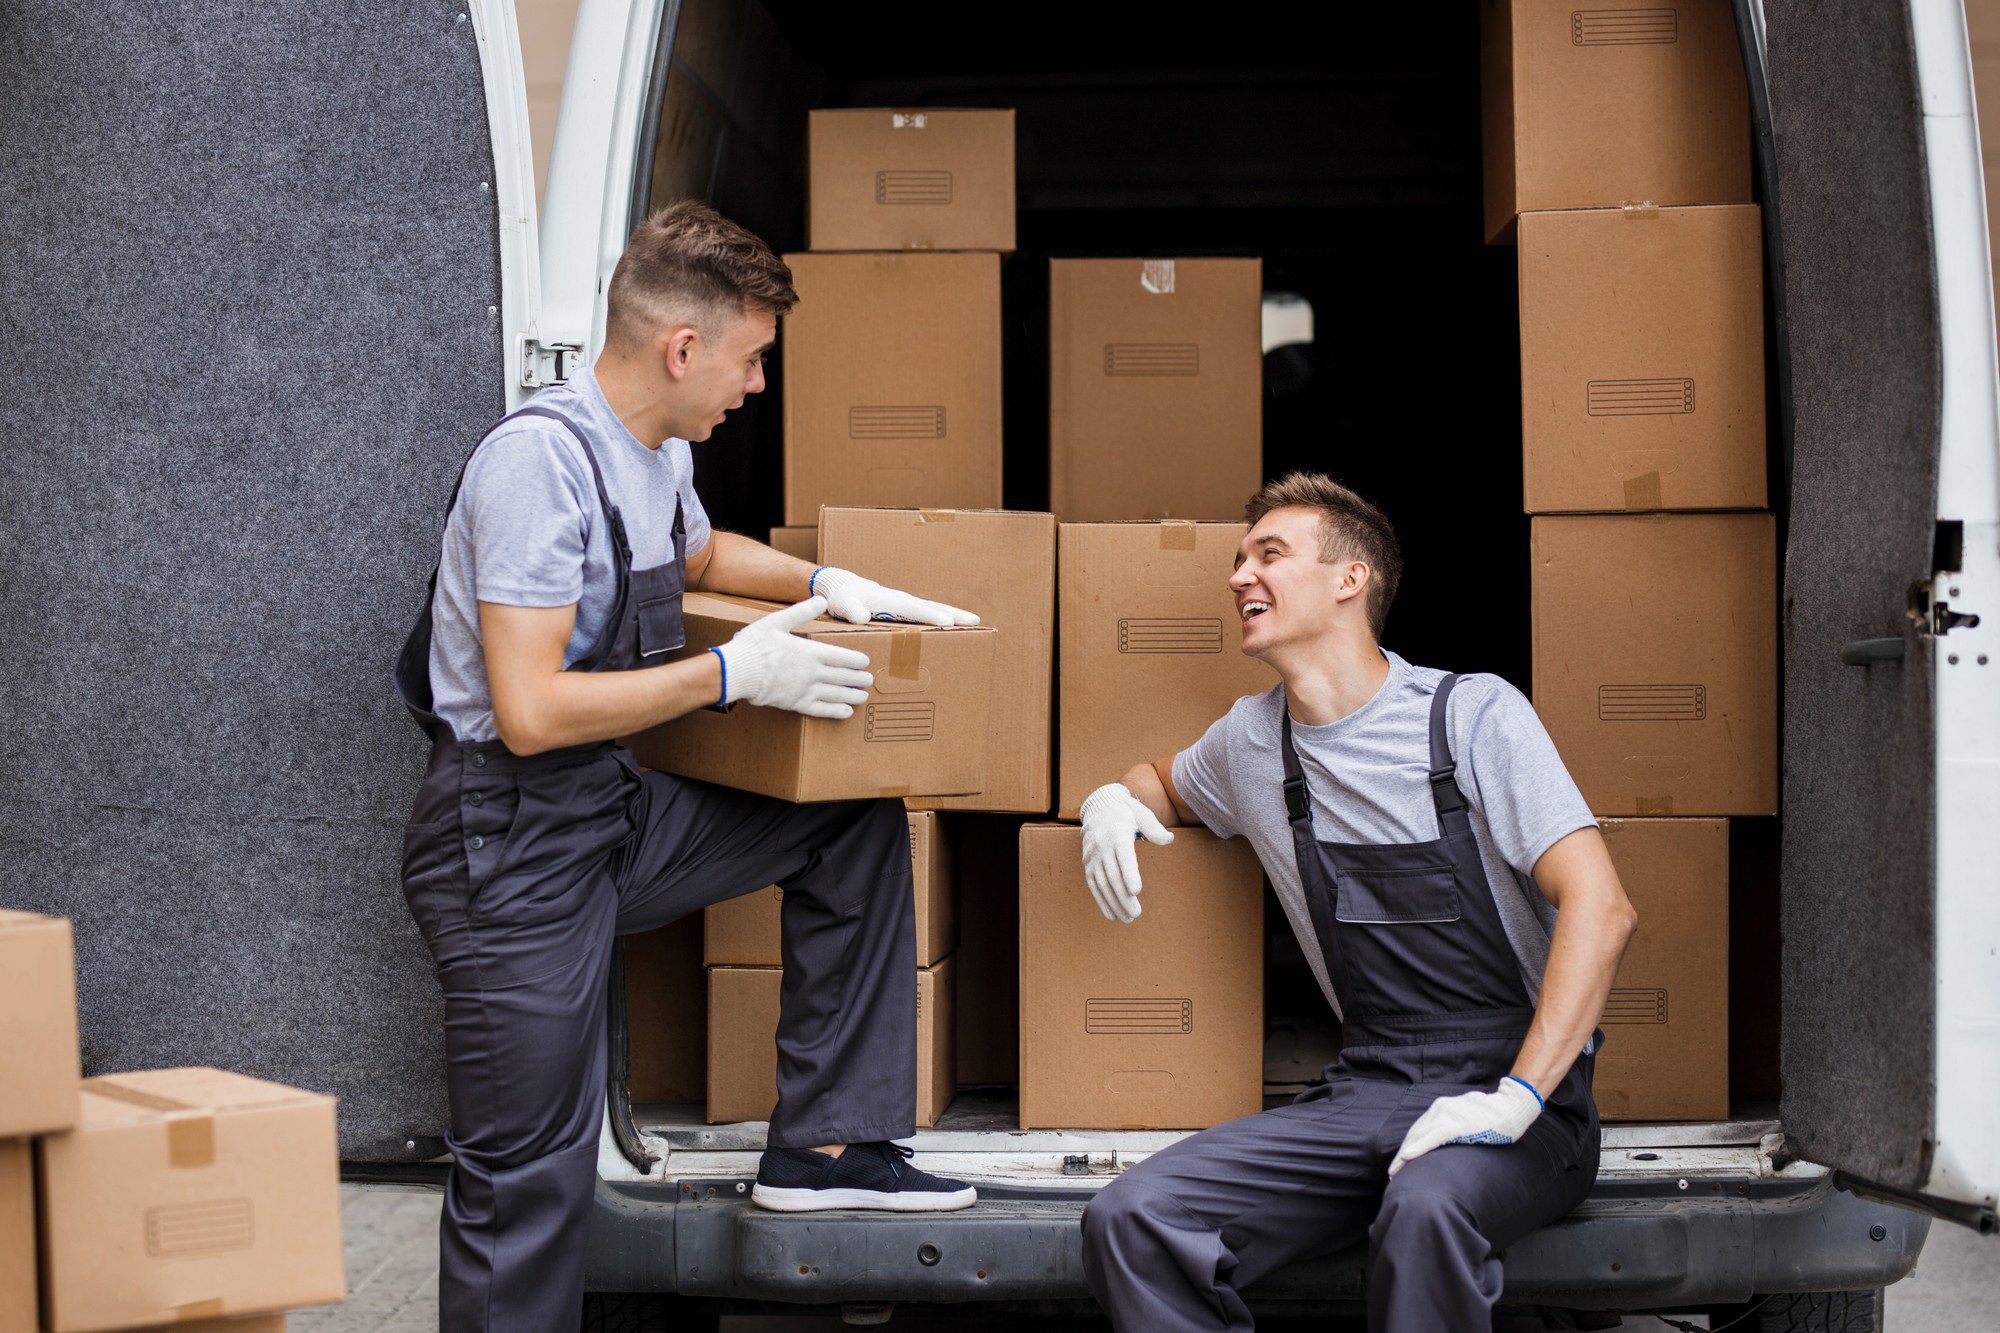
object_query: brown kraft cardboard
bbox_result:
[1518,204,1766,513]
[707,959,955,1127]
[767,525,818,562]
[0,909,81,1138]
[625,593,997,803]
[808,108,1015,252]
[1018,824,1263,1129]
[1057,522,1276,819]
[623,915,707,1105]
[2,1139,32,1333]
[1532,514,1777,816]
[820,507,1057,812]
[705,810,957,967]
[1481,0,1753,243]
[951,815,1023,1086]
[1049,258,1263,522]
[1596,818,1729,1121]
[36,1068,344,1332]
[783,252,1002,525]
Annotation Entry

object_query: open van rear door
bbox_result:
[1760,0,2000,1229]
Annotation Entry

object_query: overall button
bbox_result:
[468,835,485,850]
[471,753,487,768]
[467,791,485,807]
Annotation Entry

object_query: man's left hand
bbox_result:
[1386,1076,1544,1178]
[811,567,979,628]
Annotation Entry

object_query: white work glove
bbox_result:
[1078,782,1176,924]
[710,596,873,719]
[1387,1076,1544,1178]
[810,566,979,628]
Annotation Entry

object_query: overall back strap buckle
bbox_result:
[1283,774,1311,823]
[1429,764,1469,817]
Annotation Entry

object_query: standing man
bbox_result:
[394,202,977,1333]
[1075,472,1638,1330]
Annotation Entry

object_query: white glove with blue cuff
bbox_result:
[810,566,979,628]
[1078,782,1176,924]
[711,597,873,719]
[1387,1075,1544,1178]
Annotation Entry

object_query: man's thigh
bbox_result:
[1379,1094,1598,1249]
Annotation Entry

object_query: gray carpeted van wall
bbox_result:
[0,2,504,1158]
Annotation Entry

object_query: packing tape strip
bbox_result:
[1158,520,1197,550]
[888,630,923,681]
[86,1079,217,1167]
[917,509,956,523]
[174,1300,227,1322]
[1623,472,1664,510]
[876,784,912,797]
[1634,796,1675,815]
[1620,200,1660,220]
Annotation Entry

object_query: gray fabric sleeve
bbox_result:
[1170,704,1244,839]
[460,425,592,607]
[1449,675,1598,878]
[675,439,713,557]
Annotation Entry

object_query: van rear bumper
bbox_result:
[583,1172,1928,1311]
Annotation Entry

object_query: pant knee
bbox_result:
[1371,1186,1481,1248]
[1082,1180,1163,1257]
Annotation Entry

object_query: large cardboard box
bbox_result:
[808,108,1015,253]
[820,507,1057,812]
[1057,522,1276,819]
[624,915,706,1106]
[1481,0,1753,243]
[707,959,956,1127]
[705,810,957,967]
[952,815,1022,1087]
[1518,205,1766,513]
[1049,258,1263,522]
[1596,818,1730,1120]
[1532,514,1777,816]
[625,593,997,803]
[2,1138,32,1333]
[0,909,81,1138]
[782,252,1002,525]
[1018,825,1263,1129]
[768,525,818,562]
[37,1068,344,1332]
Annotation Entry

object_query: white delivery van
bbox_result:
[0,1,1992,1329]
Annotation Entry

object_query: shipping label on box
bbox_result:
[1049,258,1264,522]
[808,108,1016,252]
[708,959,956,1127]
[1018,825,1263,1129]
[625,593,997,803]
[782,253,1002,525]
[706,810,957,966]
[1481,0,1753,242]
[821,507,1057,812]
[37,1068,344,1333]
[1595,818,1730,1121]
[1532,514,1777,816]
[0,908,81,1138]
[1518,205,1766,513]
[1057,522,1276,819]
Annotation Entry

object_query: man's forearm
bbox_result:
[499,652,722,754]
[1511,867,1638,1095]
[695,530,815,602]
[1118,759,1189,828]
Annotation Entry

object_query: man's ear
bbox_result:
[1333,559,1373,607]
[659,325,700,382]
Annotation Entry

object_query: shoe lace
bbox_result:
[876,1141,914,1181]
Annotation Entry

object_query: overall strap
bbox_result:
[1279,687,1313,828]
[1428,673,1472,834]
[440,405,631,561]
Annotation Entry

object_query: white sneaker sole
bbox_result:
[750,1183,978,1213]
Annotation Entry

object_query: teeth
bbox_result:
[1241,602,1270,619]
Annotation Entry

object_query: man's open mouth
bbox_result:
[1241,601,1271,621]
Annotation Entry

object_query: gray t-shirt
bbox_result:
[1171,650,1596,1021]
[427,364,712,742]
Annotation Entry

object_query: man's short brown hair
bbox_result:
[604,201,796,350]
[1244,471,1404,639]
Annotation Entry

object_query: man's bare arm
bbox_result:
[482,601,722,755]
[1509,826,1639,1096]
[1116,756,1199,828]
[690,530,815,602]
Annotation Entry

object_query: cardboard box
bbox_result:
[1481,0,1753,243]
[782,252,1002,525]
[624,915,706,1106]
[1057,522,1277,819]
[808,108,1015,252]
[1018,824,1264,1129]
[1532,514,1777,815]
[952,815,1022,1087]
[0,909,81,1138]
[707,959,956,1127]
[176,1318,288,1332]
[1518,205,1766,513]
[1596,818,1729,1120]
[625,593,997,803]
[1049,258,1263,522]
[705,810,957,966]
[768,525,818,562]
[820,507,1057,812]
[37,1068,344,1332]
[2,1138,32,1333]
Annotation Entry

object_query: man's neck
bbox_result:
[592,351,674,450]
[1271,631,1391,727]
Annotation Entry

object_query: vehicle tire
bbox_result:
[580,1291,720,1332]
[1746,1288,1884,1332]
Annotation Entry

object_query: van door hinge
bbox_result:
[520,337,582,389]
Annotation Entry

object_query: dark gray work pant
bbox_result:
[402,739,917,1333]
[1081,1041,1599,1331]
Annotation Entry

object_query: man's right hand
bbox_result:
[1079,782,1176,924]
[712,596,874,719]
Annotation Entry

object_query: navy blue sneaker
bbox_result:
[751,1141,977,1212]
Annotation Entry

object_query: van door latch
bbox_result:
[520,337,582,389]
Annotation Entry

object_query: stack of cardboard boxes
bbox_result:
[1,910,345,1331]
[1486,0,1767,1121]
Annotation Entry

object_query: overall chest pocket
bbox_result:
[634,566,687,657]
[1332,864,1462,925]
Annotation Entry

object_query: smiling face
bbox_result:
[662,304,776,443]
[1229,504,1375,660]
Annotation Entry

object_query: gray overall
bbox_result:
[1082,675,1601,1331]
[395,406,917,1332]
